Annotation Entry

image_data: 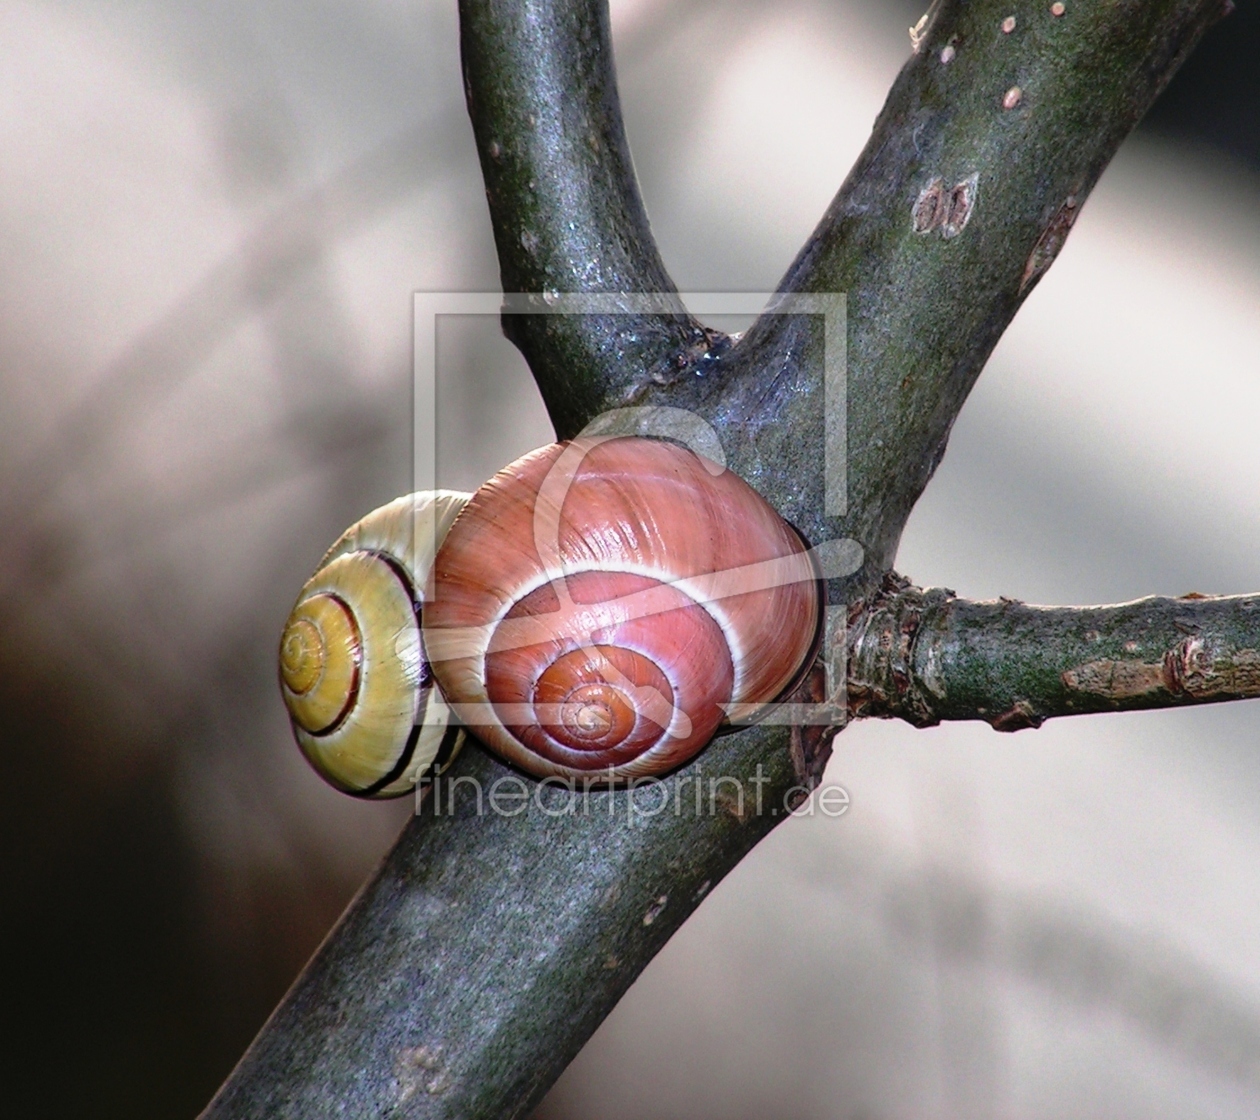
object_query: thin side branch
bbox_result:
[459,0,715,436]
[851,576,1260,730]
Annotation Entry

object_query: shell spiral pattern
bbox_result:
[422,437,823,780]
[279,491,470,797]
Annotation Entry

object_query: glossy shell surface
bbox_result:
[279,490,470,797]
[423,437,821,779]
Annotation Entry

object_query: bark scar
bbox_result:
[396,1045,453,1102]
[1062,658,1166,699]
[788,663,841,788]
[1021,194,1079,292]
[913,174,979,238]
[1062,638,1260,702]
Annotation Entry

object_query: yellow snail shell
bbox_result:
[278,491,470,798]
[422,437,824,780]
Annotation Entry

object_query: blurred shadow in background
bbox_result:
[0,1,1257,1117]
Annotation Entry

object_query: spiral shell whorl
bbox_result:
[423,438,821,780]
[279,490,470,797]
[280,591,361,731]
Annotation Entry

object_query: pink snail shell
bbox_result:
[422,436,823,780]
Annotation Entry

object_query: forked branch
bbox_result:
[200,1,1235,1117]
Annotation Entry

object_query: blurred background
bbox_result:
[1,0,1258,1116]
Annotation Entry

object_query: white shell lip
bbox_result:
[319,489,472,579]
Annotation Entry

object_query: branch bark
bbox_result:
[641,0,1229,569]
[851,576,1260,730]
[200,0,1234,1116]
[459,0,718,437]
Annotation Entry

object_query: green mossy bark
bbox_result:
[852,581,1260,730]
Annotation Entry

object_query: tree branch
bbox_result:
[201,1,1232,1116]
[200,726,807,1119]
[850,576,1260,731]
[459,0,717,437]
[641,0,1227,576]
